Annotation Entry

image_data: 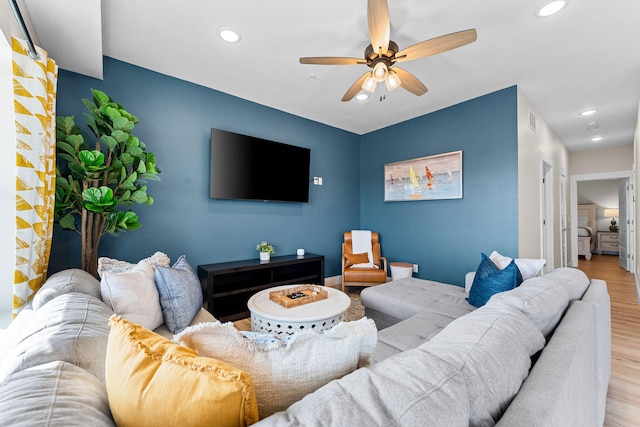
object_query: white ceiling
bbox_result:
[20,0,640,152]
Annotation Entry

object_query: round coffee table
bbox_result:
[248,285,351,336]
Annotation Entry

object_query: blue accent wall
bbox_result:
[50,58,361,277]
[360,87,519,285]
[50,58,519,286]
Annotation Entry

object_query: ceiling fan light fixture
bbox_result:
[372,62,388,82]
[362,74,377,92]
[385,70,401,91]
[537,1,566,17]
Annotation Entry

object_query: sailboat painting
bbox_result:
[384,150,462,202]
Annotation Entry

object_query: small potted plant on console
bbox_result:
[257,241,275,262]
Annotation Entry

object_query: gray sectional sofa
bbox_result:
[0,267,610,426]
[259,267,611,426]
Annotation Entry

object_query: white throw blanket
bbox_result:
[351,230,375,268]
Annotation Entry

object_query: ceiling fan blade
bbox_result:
[342,72,371,102]
[368,0,391,55]
[300,57,366,65]
[393,67,428,96]
[394,29,477,63]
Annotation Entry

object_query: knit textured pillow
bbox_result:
[175,317,377,419]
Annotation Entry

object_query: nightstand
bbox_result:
[597,231,619,255]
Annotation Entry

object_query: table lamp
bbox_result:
[603,208,619,232]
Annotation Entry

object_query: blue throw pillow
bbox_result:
[467,253,521,307]
[154,255,203,334]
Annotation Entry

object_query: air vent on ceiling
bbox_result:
[528,110,536,132]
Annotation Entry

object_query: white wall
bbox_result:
[570,145,634,175]
[517,88,569,268]
[0,28,15,318]
[634,100,640,289]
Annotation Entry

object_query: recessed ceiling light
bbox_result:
[356,93,369,101]
[580,109,597,116]
[537,0,566,17]
[591,136,604,142]
[219,28,240,43]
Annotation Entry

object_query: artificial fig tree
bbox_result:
[54,89,160,277]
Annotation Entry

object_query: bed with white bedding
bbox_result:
[577,204,597,260]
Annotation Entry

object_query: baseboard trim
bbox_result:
[324,275,341,289]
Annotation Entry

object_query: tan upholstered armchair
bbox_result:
[341,231,388,292]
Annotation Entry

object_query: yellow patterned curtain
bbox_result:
[11,37,58,317]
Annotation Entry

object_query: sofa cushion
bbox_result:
[424,302,546,426]
[467,253,522,307]
[175,317,377,419]
[33,269,101,310]
[541,267,590,300]
[361,277,473,326]
[372,304,474,362]
[0,361,114,426]
[255,345,471,426]
[154,255,203,334]
[0,293,113,383]
[100,261,164,331]
[97,251,170,278]
[488,276,571,336]
[106,316,258,427]
[497,301,598,427]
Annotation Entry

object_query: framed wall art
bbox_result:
[384,150,462,202]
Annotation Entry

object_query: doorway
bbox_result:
[570,171,634,270]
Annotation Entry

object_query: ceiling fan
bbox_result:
[299,0,477,101]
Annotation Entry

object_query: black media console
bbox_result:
[197,254,324,321]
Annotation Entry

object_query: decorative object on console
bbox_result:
[384,150,462,201]
[296,248,305,257]
[257,241,275,262]
[604,208,619,232]
[174,317,377,419]
[54,89,161,277]
[106,316,259,427]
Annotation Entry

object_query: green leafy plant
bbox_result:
[256,241,275,254]
[54,89,160,277]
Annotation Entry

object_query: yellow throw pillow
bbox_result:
[105,315,259,427]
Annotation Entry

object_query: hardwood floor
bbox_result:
[577,254,640,426]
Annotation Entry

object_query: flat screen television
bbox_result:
[209,128,311,202]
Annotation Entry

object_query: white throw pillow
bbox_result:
[174,317,377,419]
[97,251,170,278]
[100,262,164,330]
[489,251,545,280]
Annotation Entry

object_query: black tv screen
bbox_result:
[210,128,311,202]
